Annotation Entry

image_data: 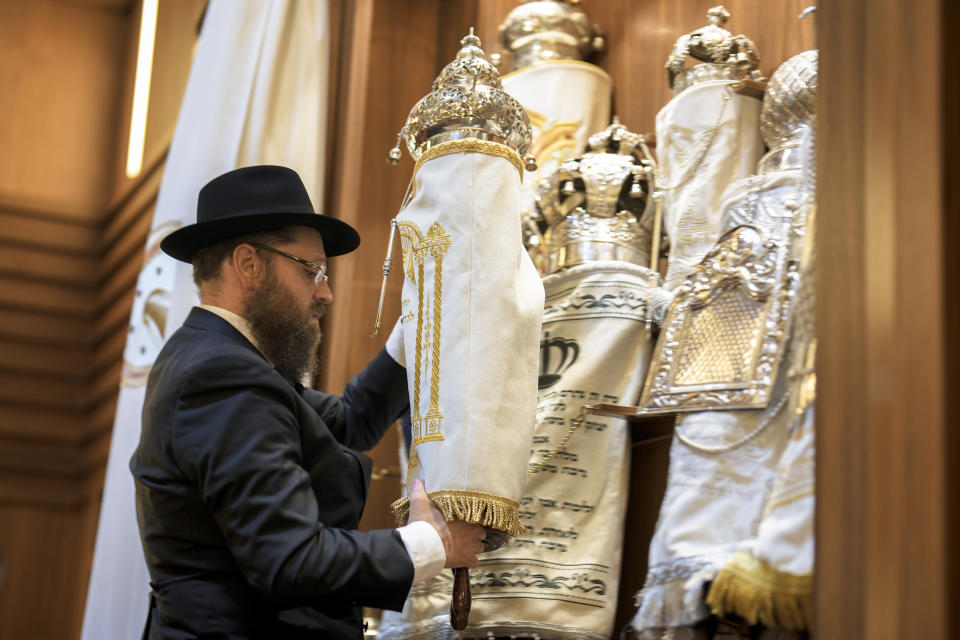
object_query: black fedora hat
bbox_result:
[160,165,360,263]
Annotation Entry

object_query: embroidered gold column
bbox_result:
[399,220,452,447]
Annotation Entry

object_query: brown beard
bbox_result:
[246,263,323,383]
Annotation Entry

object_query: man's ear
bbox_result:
[231,243,265,290]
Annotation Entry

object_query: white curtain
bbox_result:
[81,2,331,637]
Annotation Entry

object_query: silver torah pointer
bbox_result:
[370,219,398,338]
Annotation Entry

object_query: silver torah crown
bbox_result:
[757,49,818,174]
[387,30,533,165]
[498,0,604,71]
[536,118,656,275]
[665,5,762,95]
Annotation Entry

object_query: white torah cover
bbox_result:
[81,2,331,638]
[704,406,814,631]
[656,81,763,291]
[389,142,543,538]
[629,402,796,638]
[382,260,657,639]
[705,184,816,631]
[502,61,612,268]
[630,170,812,637]
[716,169,804,247]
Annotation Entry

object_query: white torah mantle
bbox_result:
[632,49,819,636]
[632,175,811,639]
[389,141,544,534]
[656,80,763,292]
[502,61,612,268]
[380,30,544,634]
[502,61,611,182]
[655,7,766,293]
[382,261,655,639]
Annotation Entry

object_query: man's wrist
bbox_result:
[396,520,445,583]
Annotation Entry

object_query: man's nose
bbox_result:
[314,278,333,304]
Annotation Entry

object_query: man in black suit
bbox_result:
[130,165,484,639]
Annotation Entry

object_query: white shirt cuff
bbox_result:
[396,520,445,584]
[385,318,405,367]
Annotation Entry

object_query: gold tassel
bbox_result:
[391,489,524,537]
[705,550,813,631]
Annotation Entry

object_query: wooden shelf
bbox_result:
[590,403,675,445]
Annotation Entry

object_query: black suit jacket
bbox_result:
[130,308,413,639]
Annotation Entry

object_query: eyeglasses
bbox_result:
[248,242,328,286]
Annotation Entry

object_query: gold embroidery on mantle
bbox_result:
[526,108,580,169]
[412,139,524,193]
[398,220,452,446]
[408,446,421,470]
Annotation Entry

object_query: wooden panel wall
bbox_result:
[0,1,127,217]
[0,2,129,637]
[0,1,202,638]
[944,1,960,626]
[817,0,953,637]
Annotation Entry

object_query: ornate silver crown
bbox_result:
[757,49,818,174]
[388,30,533,165]
[666,6,762,95]
[498,0,604,71]
[535,118,656,274]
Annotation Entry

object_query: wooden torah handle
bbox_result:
[450,567,471,630]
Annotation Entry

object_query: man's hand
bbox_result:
[408,479,485,568]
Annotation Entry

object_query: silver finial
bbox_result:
[707,5,731,26]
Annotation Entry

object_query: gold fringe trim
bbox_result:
[391,489,524,537]
[413,139,524,187]
[705,550,813,631]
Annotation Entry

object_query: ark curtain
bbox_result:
[81,2,331,637]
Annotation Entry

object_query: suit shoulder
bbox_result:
[152,325,286,396]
